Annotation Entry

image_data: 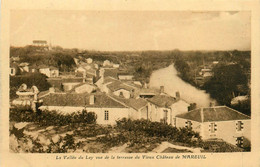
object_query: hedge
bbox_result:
[10,108,97,126]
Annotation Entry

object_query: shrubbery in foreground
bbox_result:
[10,108,97,126]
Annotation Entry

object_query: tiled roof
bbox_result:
[107,81,135,92]
[41,92,127,108]
[176,106,250,123]
[103,69,119,79]
[147,95,177,108]
[103,76,118,84]
[68,83,96,93]
[109,95,148,110]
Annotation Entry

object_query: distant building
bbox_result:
[199,68,213,77]
[19,62,30,73]
[32,40,48,47]
[175,106,251,148]
[38,65,59,77]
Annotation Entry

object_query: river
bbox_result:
[149,64,216,107]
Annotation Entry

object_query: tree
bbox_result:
[10,72,51,99]
[203,64,248,106]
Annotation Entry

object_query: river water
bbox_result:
[149,64,216,107]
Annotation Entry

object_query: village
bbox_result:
[9,41,251,153]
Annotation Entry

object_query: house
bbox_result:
[19,62,30,73]
[175,106,251,148]
[86,58,93,64]
[39,92,132,125]
[109,95,149,120]
[147,92,190,125]
[199,68,213,77]
[103,60,111,67]
[38,65,59,77]
[49,66,59,77]
[106,81,137,99]
[75,66,97,77]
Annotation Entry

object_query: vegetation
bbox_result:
[10,108,97,126]
[10,72,51,100]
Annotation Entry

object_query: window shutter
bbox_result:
[241,122,244,130]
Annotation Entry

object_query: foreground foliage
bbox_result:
[10,108,97,126]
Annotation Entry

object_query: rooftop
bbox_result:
[40,92,127,108]
[147,95,177,108]
[176,106,250,123]
[110,95,148,110]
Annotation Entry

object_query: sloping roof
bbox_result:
[103,76,118,84]
[176,106,250,123]
[110,95,148,111]
[106,81,135,92]
[41,92,127,108]
[103,69,119,79]
[147,95,177,108]
[68,82,96,93]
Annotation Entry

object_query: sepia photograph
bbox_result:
[8,10,252,154]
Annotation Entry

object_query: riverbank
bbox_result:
[149,64,216,107]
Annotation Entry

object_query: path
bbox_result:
[152,141,201,153]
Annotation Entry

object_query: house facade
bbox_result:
[175,106,251,148]
[147,94,190,125]
[39,92,133,125]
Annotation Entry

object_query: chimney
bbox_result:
[176,91,180,100]
[144,83,147,89]
[209,102,215,107]
[188,103,197,111]
[83,71,86,83]
[49,87,55,93]
[89,95,95,105]
[160,86,164,94]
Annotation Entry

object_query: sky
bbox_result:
[10,10,251,51]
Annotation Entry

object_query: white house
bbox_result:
[38,65,59,77]
[39,92,134,125]
[175,106,251,148]
[19,62,30,73]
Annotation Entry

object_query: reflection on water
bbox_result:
[149,64,216,107]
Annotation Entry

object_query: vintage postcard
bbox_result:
[1,0,260,167]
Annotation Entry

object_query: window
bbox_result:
[104,110,109,121]
[163,110,168,124]
[209,123,217,133]
[236,121,244,131]
[236,137,243,148]
[185,120,192,129]
[119,91,124,97]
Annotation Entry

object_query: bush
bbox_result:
[116,118,202,147]
[10,108,97,126]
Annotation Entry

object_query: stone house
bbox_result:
[175,106,251,148]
